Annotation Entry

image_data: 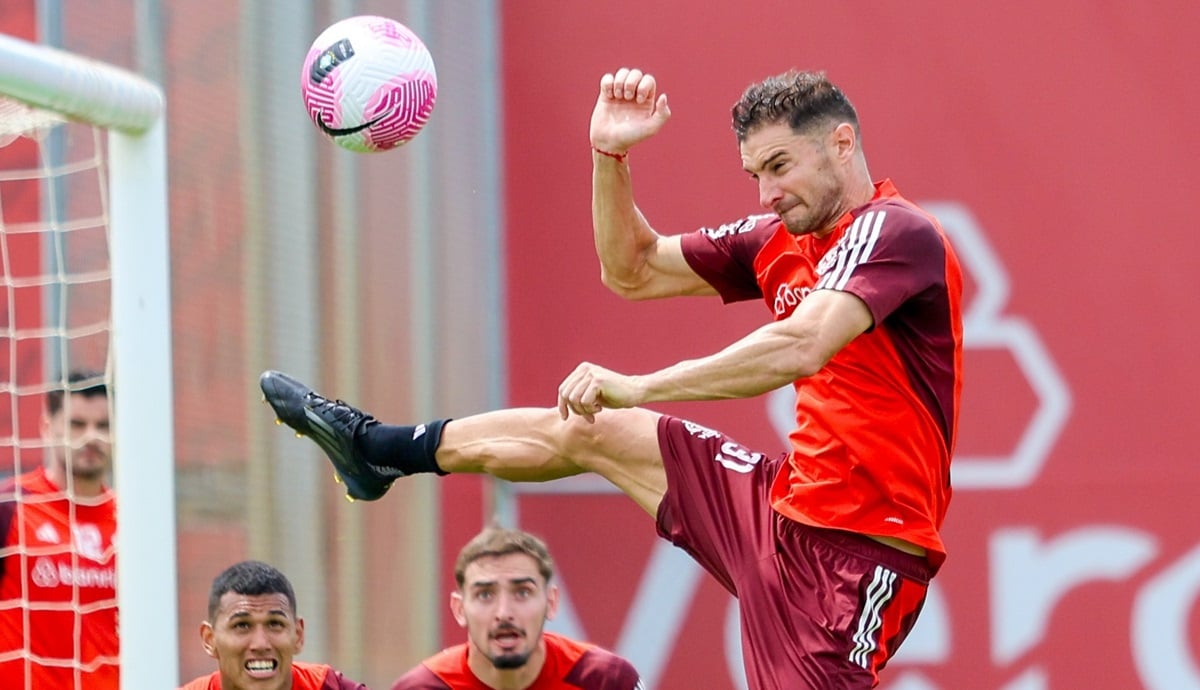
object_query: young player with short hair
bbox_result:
[392,526,643,690]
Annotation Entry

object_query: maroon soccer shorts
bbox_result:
[653,415,933,690]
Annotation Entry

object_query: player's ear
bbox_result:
[200,621,217,658]
[450,591,467,628]
[545,583,560,622]
[831,122,857,159]
[295,617,305,652]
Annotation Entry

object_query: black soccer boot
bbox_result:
[259,369,395,501]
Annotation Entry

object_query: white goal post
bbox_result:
[0,32,176,690]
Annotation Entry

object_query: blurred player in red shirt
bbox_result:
[0,370,118,690]
[262,65,963,689]
[393,526,642,690]
[178,560,367,690]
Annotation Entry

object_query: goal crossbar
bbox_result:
[0,33,161,134]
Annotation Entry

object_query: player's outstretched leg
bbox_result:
[258,370,446,501]
[260,370,666,513]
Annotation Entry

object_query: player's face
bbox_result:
[201,592,305,690]
[453,553,558,674]
[741,121,847,237]
[43,393,111,482]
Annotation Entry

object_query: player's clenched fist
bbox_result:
[557,362,645,423]
[590,67,672,157]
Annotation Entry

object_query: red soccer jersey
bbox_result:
[392,631,642,690]
[681,179,963,567]
[177,660,368,689]
[0,467,119,689]
[177,657,364,690]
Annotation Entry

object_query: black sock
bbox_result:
[356,418,451,476]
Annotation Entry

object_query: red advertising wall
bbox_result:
[0,0,46,474]
[437,2,1200,689]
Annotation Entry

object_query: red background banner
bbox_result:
[440,2,1200,688]
[5,1,1196,687]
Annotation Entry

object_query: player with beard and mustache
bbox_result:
[392,527,642,690]
[0,370,119,689]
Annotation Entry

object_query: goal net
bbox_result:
[0,33,175,690]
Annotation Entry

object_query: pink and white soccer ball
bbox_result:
[300,15,437,153]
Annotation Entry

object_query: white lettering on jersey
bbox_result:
[699,214,771,240]
[773,212,885,317]
[32,557,59,587]
[773,283,811,316]
[35,522,61,544]
[74,523,104,561]
[29,556,116,590]
[714,441,764,474]
[681,419,721,440]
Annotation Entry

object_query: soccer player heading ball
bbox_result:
[262,66,963,690]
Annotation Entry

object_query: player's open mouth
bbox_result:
[246,659,278,675]
[491,629,524,647]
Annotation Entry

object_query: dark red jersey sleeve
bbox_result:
[562,646,644,690]
[815,201,947,326]
[679,214,777,303]
[289,662,369,690]
[816,199,961,446]
[324,667,370,690]
[390,664,452,690]
[176,674,217,690]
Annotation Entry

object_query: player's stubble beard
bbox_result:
[780,174,846,237]
[63,443,110,482]
[777,140,851,237]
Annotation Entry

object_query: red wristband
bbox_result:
[592,146,628,163]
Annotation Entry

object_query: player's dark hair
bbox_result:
[731,70,859,142]
[45,369,108,416]
[207,560,297,621]
[454,525,555,588]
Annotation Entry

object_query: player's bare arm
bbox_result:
[558,289,873,420]
[590,68,715,300]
